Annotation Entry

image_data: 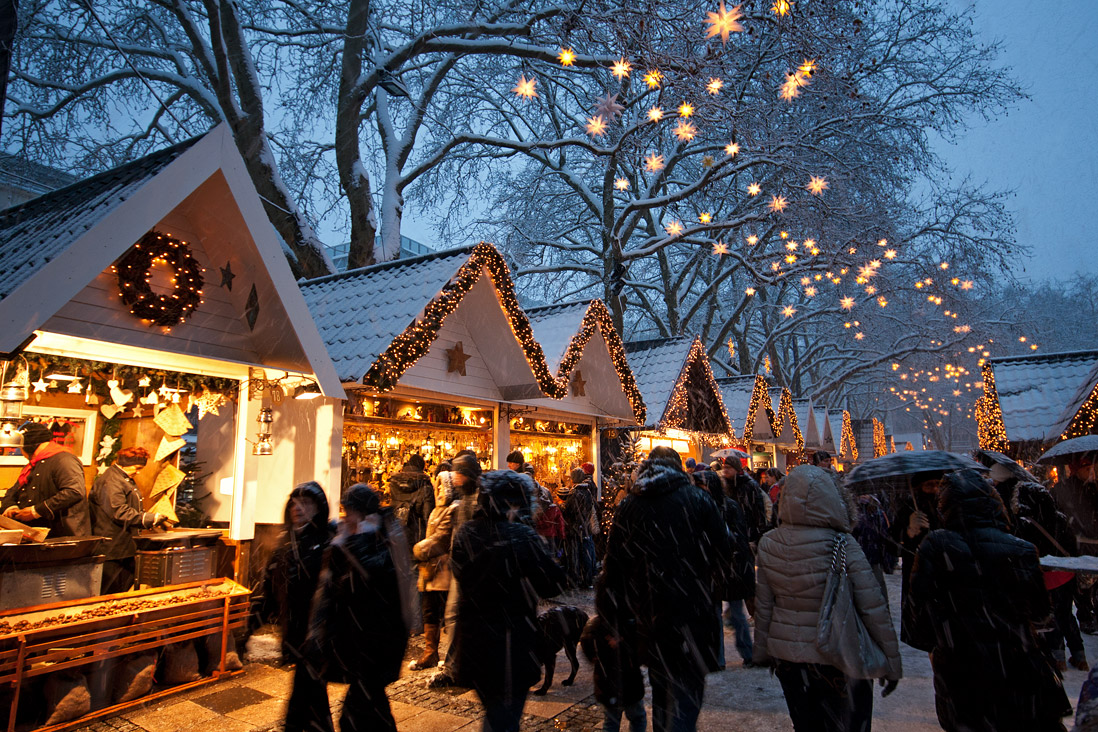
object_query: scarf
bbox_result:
[17,442,68,486]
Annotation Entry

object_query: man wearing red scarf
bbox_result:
[1,422,90,537]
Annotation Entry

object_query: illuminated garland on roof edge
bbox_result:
[840,409,858,461]
[1061,379,1098,441]
[363,243,560,396]
[555,300,646,425]
[743,374,775,439]
[660,338,734,438]
[872,417,886,458]
[975,363,1009,452]
[773,388,804,451]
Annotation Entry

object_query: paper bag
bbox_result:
[153,404,192,437]
[151,463,186,501]
[154,436,186,463]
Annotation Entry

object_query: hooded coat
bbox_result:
[598,459,733,678]
[388,460,435,547]
[910,470,1069,732]
[753,465,902,680]
[450,471,567,698]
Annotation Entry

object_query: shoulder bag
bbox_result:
[816,533,890,679]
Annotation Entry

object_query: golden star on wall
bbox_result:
[446,341,471,376]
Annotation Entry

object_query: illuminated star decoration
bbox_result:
[840,296,855,310]
[612,58,632,80]
[513,75,537,99]
[707,78,724,95]
[674,120,697,141]
[678,102,694,118]
[769,194,787,212]
[713,241,729,255]
[614,177,630,191]
[799,59,816,77]
[745,287,756,295]
[780,73,803,101]
[644,152,665,172]
[855,332,865,340]
[705,1,744,44]
[648,106,665,122]
[725,141,740,156]
[644,70,663,89]
[807,176,828,195]
[665,221,684,236]
[595,93,625,121]
[446,341,471,376]
[747,182,761,196]
[699,212,713,223]
[805,286,817,297]
[586,115,608,137]
[559,48,576,67]
[746,234,758,245]
[884,249,898,259]
[782,305,797,317]
[773,0,792,15]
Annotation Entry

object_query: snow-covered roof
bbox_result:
[988,349,1098,443]
[827,409,846,454]
[717,375,757,436]
[814,406,834,449]
[792,398,820,447]
[525,301,591,374]
[892,432,926,450]
[625,337,694,426]
[1050,362,1098,440]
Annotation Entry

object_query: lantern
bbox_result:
[0,359,27,450]
[253,406,273,456]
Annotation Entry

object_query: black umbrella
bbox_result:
[1037,435,1098,464]
[844,450,987,497]
[973,449,1039,483]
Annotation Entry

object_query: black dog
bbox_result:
[534,605,590,695]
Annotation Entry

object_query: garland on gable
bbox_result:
[975,363,1009,452]
[1062,380,1098,441]
[774,388,804,451]
[661,338,734,438]
[364,243,560,396]
[840,409,859,461]
[872,417,887,458]
[112,230,205,327]
[743,374,776,439]
[554,300,646,425]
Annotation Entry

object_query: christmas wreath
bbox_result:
[114,230,205,327]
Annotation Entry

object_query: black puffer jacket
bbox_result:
[89,464,159,560]
[451,471,566,698]
[911,470,1069,732]
[725,473,768,545]
[1,449,89,537]
[997,478,1077,557]
[388,464,435,547]
[598,460,732,677]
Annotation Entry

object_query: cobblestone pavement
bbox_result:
[73,577,1094,732]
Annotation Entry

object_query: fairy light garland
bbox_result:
[872,417,886,458]
[660,338,734,438]
[975,363,1009,451]
[554,300,647,425]
[743,374,776,439]
[773,388,804,450]
[1062,380,1098,440]
[839,409,858,461]
[111,230,205,327]
[364,244,559,395]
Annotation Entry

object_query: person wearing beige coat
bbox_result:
[754,465,902,732]
[409,472,458,671]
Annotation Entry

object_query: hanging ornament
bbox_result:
[807,176,828,195]
[108,379,134,407]
[67,378,83,394]
[705,1,745,44]
[138,375,152,388]
[194,389,229,419]
[85,382,99,405]
[31,373,48,393]
[611,58,631,80]
[586,115,608,138]
[594,93,624,121]
[513,75,537,99]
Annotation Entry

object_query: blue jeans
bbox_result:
[603,699,647,732]
[477,689,527,732]
[648,665,704,732]
[726,600,753,662]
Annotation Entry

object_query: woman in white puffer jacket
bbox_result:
[753,465,902,732]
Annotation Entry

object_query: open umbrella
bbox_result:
[712,447,750,460]
[973,449,1040,483]
[844,450,987,497]
[1037,435,1098,464]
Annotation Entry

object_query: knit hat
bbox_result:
[19,422,53,454]
[570,467,587,484]
[581,462,595,475]
[452,453,482,481]
[506,450,525,465]
[342,483,381,516]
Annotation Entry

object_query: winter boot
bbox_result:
[409,624,440,671]
[1072,654,1091,672]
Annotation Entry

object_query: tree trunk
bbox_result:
[337,0,378,270]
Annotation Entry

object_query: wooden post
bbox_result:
[7,635,26,732]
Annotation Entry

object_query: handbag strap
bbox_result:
[829,533,848,576]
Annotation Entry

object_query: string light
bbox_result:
[975,363,1009,451]
[112,230,205,328]
[840,410,858,461]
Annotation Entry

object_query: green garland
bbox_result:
[24,354,238,400]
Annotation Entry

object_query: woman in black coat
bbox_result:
[451,471,566,732]
[910,469,1070,732]
[250,482,336,732]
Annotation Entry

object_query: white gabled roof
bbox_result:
[989,350,1098,443]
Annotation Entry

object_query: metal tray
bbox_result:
[134,528,223,550]
[0,536,105,564]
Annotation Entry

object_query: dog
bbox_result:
[533,605,590,695]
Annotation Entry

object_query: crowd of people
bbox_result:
[243,442,1098,732]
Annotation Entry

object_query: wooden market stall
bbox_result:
[717,374,779,470]
[301,243,566,488]
[0,125,343,728]
[623,337,732,465]
[518,301,646,490]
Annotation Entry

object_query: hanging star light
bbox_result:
[800,276,811,285]
[769,194,787,212]
[865,285,877,295]
[878,296,889,307]
[786,241,798,251]
[648,106,665,122]
[513,75,537,99]
[586,115,608,137]
[699,212,713,223]
[855,332,865,340]
[674,120,697,141]
[595,93,625,120]
[705,1,744,44]
[614,177,630,191]
[32,375,48,392]
[725,141,740,156]
[960,280,974,290]
[807,176,828,195]
[798,59,816,76]
[713,241,729,255]
[644,70,663,88]
[748,182,761,196]
[840,296,855,310]
[665,221,684,236]
[644,152,665,172]
[612,58,632,80]
[884,249,897,259]
[780,75,802,101]
[745,287,756,295]
[678,102,695,118]
[559,48,576,66]
[702,155,715,168]
[782,305,797,317]
[773,0,792,15]
[707,78,724,95]
[785,254,797,264]
[771,262,782,271]
[746,234,758,245]
[805,286,817,297]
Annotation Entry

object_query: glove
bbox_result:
[880,678,899,697]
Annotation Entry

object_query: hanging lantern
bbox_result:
[365,433,380,452]
[253,406,273,456]
[0,359,28,450]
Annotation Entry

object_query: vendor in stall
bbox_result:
[90,447,172,594]
[1,421,90,537]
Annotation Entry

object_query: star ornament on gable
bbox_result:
[571,370,586,397]
[446,341,471,376]
[705,1,744,44]
[219,262,236,290]
[595,93,625,121]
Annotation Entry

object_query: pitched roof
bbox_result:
[717,375,757,436]
[988,349,1098,443]
[792,398,819,447]
[301,242,560,396]
[625,337,730,433]
[625,337,694,427]
[526,300,646,424]
[0,137,200,300]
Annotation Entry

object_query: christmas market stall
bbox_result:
[793,398,823,453]
[516,300,646,489]
[0,125,343,729]
[767,386,805,466]
[976,349,1098,461]
[622,337,732,464]
[716,374,779,470]
[813,403,837,454]
[301,243,563,489]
